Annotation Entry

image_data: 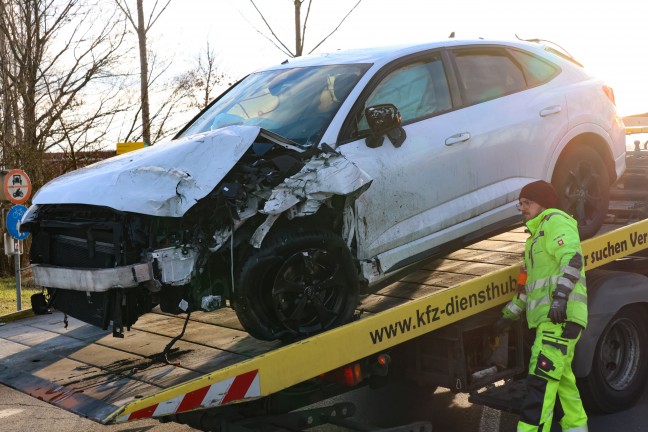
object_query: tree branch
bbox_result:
[308,0,362,54]
[248,0,295,57]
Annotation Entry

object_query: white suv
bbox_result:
[23,38,626,341]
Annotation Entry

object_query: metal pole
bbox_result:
[14,240,21,311]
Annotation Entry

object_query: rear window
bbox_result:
[510,49,559,87]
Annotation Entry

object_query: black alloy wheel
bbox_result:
[235,229,359,341]
[552,146,609,239]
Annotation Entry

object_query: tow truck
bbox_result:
[1,131,647,431]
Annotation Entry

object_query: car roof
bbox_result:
[257,38,555,71]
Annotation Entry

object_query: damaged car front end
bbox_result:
[22,62,372,341]
[23,127,371,341]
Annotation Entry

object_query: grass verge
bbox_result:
[0,272,40,316]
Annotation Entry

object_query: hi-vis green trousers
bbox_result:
[517,322,588,432]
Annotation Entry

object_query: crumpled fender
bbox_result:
[262,152,373,216]
[248,152,372,249]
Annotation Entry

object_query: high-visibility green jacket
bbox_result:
[503,208,588,329]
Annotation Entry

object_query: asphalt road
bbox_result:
[3,380,648,432]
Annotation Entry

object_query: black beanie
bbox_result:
[519,180,559,209]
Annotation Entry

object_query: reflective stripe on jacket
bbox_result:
[503,208,588,329]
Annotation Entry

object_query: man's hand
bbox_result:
[493,317,510,334]
[548,297,567,324]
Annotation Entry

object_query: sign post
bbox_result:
[13,237,20,311]
[2,170,31,311]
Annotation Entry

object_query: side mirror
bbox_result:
[364,104,407,148]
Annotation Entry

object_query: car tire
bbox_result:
[552,146,609,239]
[235,228,359,341]
[577,307,648,413]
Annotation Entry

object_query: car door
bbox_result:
[444,46,568,213]
[336,46,568,273]
[337,52,480,269]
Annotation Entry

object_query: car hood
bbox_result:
[33,126,271,217]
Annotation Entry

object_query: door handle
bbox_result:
[445,132,471,146]
[540,105,562,117]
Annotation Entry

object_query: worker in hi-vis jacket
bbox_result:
[496,180,588,432]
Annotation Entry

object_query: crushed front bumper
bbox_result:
[30,262,154,292]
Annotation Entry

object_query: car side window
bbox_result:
[451,48,526,105]
[356,57,451,133]
[510,49,559,87]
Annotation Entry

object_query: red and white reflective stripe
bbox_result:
[117,369,260,422]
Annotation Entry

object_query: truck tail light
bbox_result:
[602,85,616,105]
[321,353,391,387]
[343,363,363,386]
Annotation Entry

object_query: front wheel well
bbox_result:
[265,195,349,240]
[271,208,338,234]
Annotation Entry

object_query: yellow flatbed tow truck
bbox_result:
[0,225,529,430]
[4,212,648,430]
[2,138,648,431]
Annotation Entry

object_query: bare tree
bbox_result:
[193,42,230,109]
[117,40,230,144]
[247,0,363,57]
[0,0,131,188]
[115,0,172,146]
[0,0,132,276]
[116,51,191,144]
[178,42,230,110]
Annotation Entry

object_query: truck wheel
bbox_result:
[552,146,609,239]
[235,229,359,341]
[578,307,648,412]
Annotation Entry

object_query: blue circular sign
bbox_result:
[7,205,29,240]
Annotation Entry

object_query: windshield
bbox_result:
[180,64,368,146]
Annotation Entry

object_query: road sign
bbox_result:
[6,205,29,240]
[3,169,31,205]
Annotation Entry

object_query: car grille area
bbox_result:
[27,205,144,269]
[24,205,156,337]
[40,234,116,268]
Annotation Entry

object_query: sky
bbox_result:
[153,0,648,117]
